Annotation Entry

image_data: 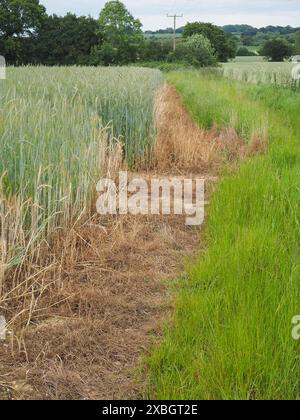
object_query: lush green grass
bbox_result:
[147,71,300,400]
[0,66,163,270]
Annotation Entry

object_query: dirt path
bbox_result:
[0,84,232,400]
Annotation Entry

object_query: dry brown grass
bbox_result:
[0,211,202,400]
[154,84,267,174]
[0,83,266,400]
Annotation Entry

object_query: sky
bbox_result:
[41,0,300,30]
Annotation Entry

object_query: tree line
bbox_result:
[0,0,237,66]
[223,24,300,58]
[1,0,297,66]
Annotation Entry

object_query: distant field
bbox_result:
[223,60,296,86]
[144,33,182,40]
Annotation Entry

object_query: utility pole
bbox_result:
[167,14,183,52]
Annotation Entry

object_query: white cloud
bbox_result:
[41,0,300,29]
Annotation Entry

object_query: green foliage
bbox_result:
[183,22,237,62]
[223,25,299,51]
[236,46,257,56]
[223,24,299,36]
[0,0,46,63]
[147,71,300,400]
[241,34,257,46]
[0,0,146,66]
[30,14,100,65]
[140,40,173,62]
[0,0,46,37]
[170,34,217,67]
[1,4,300,68]
[223,24,258,35]
[261,38,294,61]
[295,31,300,54]
[93,0,144,65]
[0,35,22,62]
[133,61,194,72]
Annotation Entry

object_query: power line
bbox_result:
[167,14,183,51]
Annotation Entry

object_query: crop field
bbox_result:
[222,61,297,86]
[1,63,300,400]
[0,67,163,287]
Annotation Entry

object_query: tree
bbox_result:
[241,34,254,46]
[140,40,173,62]
[236,47,257,57]
[0,0,46,63]
[183,22,236,62]
[170,34,217,67]
[295,31,300,54]
[225,33,238,59]
[0,0,46,37]
[93,0,143,65]
[223,24,258,35]
[261,39,293,61]
[31,14,100,65]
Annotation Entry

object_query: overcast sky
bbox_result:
[41,0,300,30]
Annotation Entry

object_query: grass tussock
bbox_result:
[154,84,267,174]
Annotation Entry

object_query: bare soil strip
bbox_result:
[0,84,247,400]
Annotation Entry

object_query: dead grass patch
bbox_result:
[0,210,203,400]
[154,84,267,173]
[0,82,266,400]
